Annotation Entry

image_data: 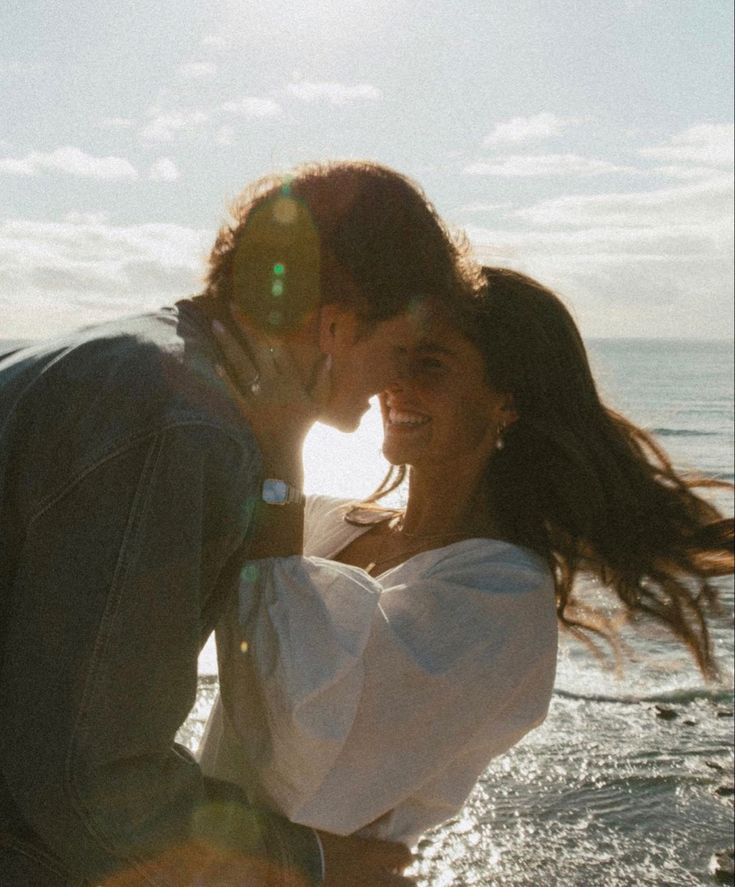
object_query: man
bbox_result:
[0,161,465,885]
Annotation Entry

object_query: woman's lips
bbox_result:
[386,407,431,429]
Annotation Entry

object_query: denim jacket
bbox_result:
[0,300,322,885]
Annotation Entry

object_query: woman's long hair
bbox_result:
[364,267,734,678]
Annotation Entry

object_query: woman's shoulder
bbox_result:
[304,494,356,526]
[304,496,395,531]
[304,497,397,558]
[303,495,360,553]
[421,537,552,595]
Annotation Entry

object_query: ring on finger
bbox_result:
[248,372,262,396]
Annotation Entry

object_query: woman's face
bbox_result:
[378,314,515,471]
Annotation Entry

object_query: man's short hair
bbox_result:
[203,160,469,331]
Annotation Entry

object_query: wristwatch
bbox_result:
[261,478,305,507]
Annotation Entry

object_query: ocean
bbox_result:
[3,337,733,885]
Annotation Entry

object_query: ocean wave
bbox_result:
[553,686,734,704]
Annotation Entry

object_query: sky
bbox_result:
[1,0,733,342]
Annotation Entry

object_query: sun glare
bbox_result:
[303,397,388,499]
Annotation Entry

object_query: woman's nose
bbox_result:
[387,350,413,385]
[384,379,404,395]
[384,363,412,393]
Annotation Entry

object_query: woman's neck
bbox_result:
[398,463,496,539]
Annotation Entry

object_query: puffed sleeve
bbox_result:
[207,556,382,812]
[207,540,557,841]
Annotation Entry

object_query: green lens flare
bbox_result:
[273,262,286,277]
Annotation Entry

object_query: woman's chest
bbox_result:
[330,524,442,577]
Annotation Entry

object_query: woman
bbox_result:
[200,267,733,846]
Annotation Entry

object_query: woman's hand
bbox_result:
[212,305,330,477]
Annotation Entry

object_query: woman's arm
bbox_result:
[210,543,558,842]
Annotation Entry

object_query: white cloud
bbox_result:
[100,117,135,130]
[458,202,514,213]
[653,164,729,181]
[201,34,230,49]
[0,156,35,175]
[148,157,180,181]
[0,217,212,338]
[466,221,726,260]
[516,173,733,228]
[463,172,733,338]
[286,80,382,105]
[483,113,576,147]
[641,123,734,168]
[138,96,280,143]
[215,125,235,146]
[140,109,209,142]
[0,146,138,180]
[219,97,282,117]
[177,61,217,80]
[464,154,633,177]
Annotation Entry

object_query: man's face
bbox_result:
[319,306,430,432]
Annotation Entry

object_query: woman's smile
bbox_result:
[386,406,432,430]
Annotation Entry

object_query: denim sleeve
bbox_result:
[0,424,323,886]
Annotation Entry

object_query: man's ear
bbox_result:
[318,304,360,354]
[317,304,340,353]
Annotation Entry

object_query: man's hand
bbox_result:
[212,306,330,466]
[318,831,417,886]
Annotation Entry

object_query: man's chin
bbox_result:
[321,415,361,433]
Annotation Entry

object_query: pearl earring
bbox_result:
[495,421,507,451]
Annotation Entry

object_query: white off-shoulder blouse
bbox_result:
[198,496,558,843]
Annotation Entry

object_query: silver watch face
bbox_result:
[262,478,303,506]
[262,478,289,505]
